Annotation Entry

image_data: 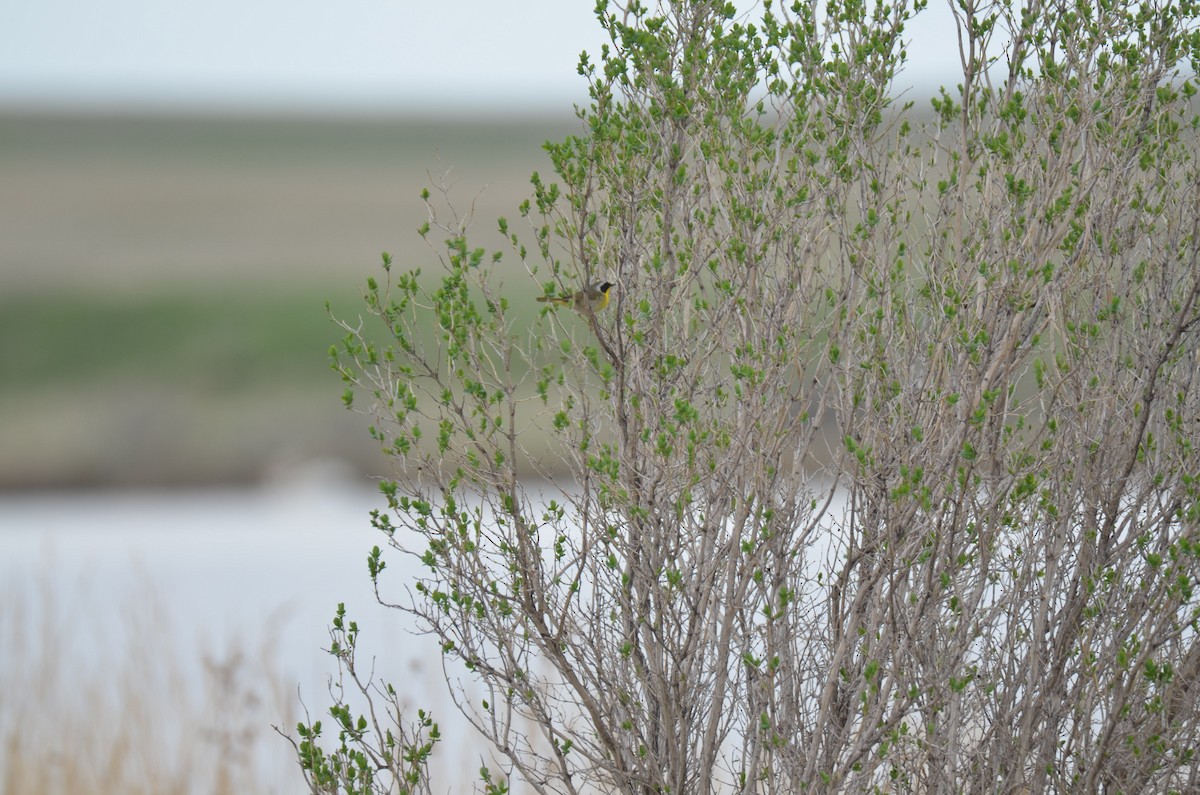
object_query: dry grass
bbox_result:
[0,570,302,795]
[0,112,573,295]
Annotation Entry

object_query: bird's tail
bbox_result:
[537,295,570,306]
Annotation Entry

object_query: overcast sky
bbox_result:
[0,1,961,114]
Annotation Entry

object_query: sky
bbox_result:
[0,1,961,115]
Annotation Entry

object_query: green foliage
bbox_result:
[288,604,441,795]
[303,1,1200,793]
[0,289,352,394]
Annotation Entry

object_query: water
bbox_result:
[1,481,409,666]
[0,480,852,793]
[0,480,474,792]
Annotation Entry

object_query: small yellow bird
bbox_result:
[537,281,614,314]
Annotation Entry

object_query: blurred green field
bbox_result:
[0,112,574,488]
[0,289,351,393]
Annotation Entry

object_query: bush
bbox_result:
[294,1,1200,792]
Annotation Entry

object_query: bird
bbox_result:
[537,281,614,314]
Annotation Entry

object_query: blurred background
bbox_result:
[0,0,604,490]
[0,2,956,792]
[0,1,955,490]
